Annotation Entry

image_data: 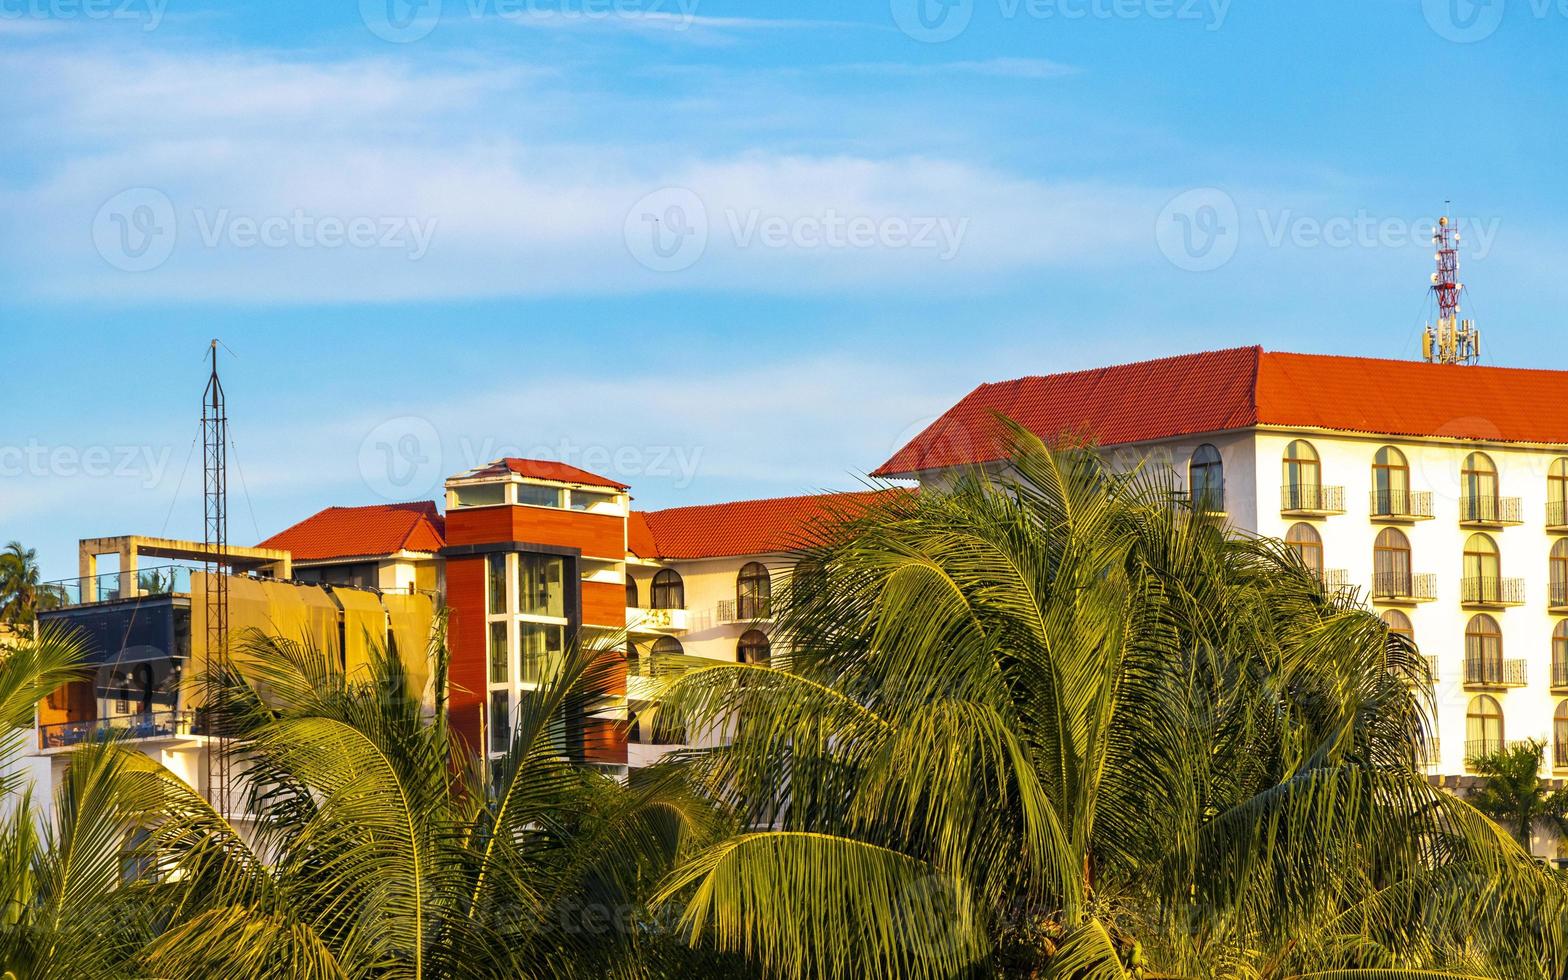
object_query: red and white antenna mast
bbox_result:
[1422,205,1481,364]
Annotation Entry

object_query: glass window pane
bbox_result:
[516,483,563,508]
[488,622,509,684]
[569,489,617,511]
[454,482,506,508]
[489,690,511,755]
[517,555,564,618]
[519,623,564,684]
[487,553,507,616]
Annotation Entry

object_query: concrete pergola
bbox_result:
[77,536,292,603]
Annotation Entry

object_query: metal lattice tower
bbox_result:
[1422,208,1482,365]
[201,340,231,815]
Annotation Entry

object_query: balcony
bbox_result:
[1459,495,1523,529]
[1550,499,1568,533]
[1460,576,1526,608]
[1551,582,1568,614]
[1177,486,1227,517]
[1369,489,1434,523]
[1464,657,1528,689]
[716,598,773,625]
[1465,738,1506,767]
[1556,739,1568,771]
[625,606,688,636]
[38,710,193,751]
[1280,484,1345,518]
[1371,572,1437,605]
[1553,659,1568,693]
[1416,738,1441,768]
[1420,653,1439,685]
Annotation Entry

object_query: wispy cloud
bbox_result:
[834,57,1079,79]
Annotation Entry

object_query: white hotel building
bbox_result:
[875,346,1568,796]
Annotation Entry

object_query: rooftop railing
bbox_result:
[41,565,192,609]
[38,710,192,750]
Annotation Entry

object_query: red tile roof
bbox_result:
[632,489,909,560]
[258,501,446,562]
[452,458,629,490]
[627,511,659,559]
[874,347,1568,477]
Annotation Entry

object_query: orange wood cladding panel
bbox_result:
[581,717,628,766]
[444,554,487,751]
[446,506,625,559]
[581,580,626,629]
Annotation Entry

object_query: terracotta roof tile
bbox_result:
[874,347,1568,477]
[453,458,629,490]
[258,501,445,562]
[633,489,909,560]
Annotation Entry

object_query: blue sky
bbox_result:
[2,0,1564,579]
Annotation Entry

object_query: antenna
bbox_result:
[201,340,232,816]
[1422,204,1481,365]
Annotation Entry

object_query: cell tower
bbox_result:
[201,340,232,815]
[1422,208,1481,365]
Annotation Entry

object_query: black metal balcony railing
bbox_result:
[1554,660,1568,691]
[1551,499,1568,530]
[1180,485,1226,514]
[1464,657,1528,688]
[1552,581,1568,611]
[1372,571,1437,602]
[38,710,191,750]
[1460,495,1522,525]
[1557,739,1568,769]
[1461,576,1526,606]
[1415,737,1441,767]
[1465,738,1505,766]
[1281,484,1345,515]
[1370,489,1434,520]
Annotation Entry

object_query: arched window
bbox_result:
[1556,701,1568,768]
[1373,528,1412,598]
[1282,439,1321,510]
[1551,458,1568,527]
[1372,446,1410,516]
[1466,694,1504,763]
[737,562,772,620]
[1554,622,1568,690]
[1465,614,1503,685]
[1463,533,1501,603]
[1381,609,1415,645]
[1462,451,1500,523]
[1552,540,1568,608]
[1189,444,1224,513]
[625,575,639,609]
[1284,523,1323,576]
[650,569,685,610]
[737,629,771,665]
[650,635,684,658]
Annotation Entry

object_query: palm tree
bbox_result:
[1469,738,1568,853]
[122,627,729,979]
[651,425,1568,978]
[0,543,63,637]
